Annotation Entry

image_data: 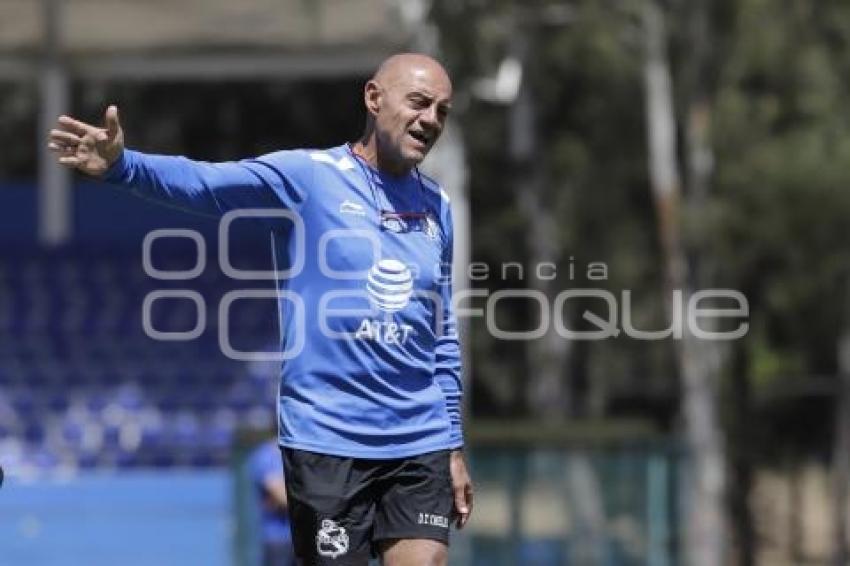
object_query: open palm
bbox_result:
[48,105,124,177]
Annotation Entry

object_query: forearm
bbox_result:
[435,331,464,447]
[436,378,463,446]
[102,149,284,216]
[436,206,464,447]
[264,477,289,511]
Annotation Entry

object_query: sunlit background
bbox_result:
[2,1,850,564]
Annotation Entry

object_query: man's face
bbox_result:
[372,67,452,169]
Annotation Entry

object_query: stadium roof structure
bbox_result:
[0,0,424,79]
[15,0,436,244]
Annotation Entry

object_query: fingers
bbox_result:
[48,131,96,170]
[57,114,99,137]
[104,105,121,137]
[463,483,474,528]
[49,111,115,173]
[453,482,471,529]
[48,142,77,156]
[58,155,82,167]
[48,129,98,154]
[49,128,83,147]
[449,450,473,529]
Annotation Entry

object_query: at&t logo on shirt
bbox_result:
[366,259,413,312]
[356,258,415,345]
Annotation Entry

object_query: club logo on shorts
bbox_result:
[316,518,349,559]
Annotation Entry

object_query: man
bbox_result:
[248,438,295,566]
[49,53,473,565]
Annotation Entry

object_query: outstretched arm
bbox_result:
[48,106,306,216]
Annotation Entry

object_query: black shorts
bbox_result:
[282,447,453,565]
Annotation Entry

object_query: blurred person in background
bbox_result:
[249,438,295,566]
[47,53,472,566]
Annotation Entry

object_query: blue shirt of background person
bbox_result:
[248,440,294,566]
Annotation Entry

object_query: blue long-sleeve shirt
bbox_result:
[104,144,463,458]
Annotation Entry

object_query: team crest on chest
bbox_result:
[423,215,439,241]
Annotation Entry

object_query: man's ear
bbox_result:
[364,80,381,117]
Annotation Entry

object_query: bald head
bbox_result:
[356,53,453,174]
[372,53,453,94]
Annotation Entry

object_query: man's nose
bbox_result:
[419,105,441,129]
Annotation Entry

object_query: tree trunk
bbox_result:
[683,0,753,563]
[726,337,754,566]
[833,330,850,564]
[642,2,726,564]
[508,32,574,421]
[508,24,608,561]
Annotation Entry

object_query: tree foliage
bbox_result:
[434,0,850,434]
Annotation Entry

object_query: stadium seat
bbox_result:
[2,250,275,472]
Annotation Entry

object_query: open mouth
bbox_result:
[408,130,430,146]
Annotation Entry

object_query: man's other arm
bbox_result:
[434,204,473,529]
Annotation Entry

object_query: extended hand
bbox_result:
[450,449,473,529]
[48,105,124,177]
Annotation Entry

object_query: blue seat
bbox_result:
[4,251,282,470]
